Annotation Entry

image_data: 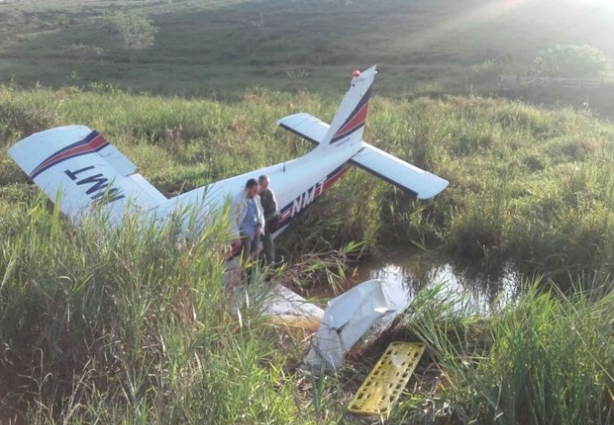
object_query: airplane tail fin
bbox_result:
[8,125,167,226]
[277,65,449,199]
[319,65,377,148]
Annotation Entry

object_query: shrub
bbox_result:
[106,11,159,50]
[532,44,614,80]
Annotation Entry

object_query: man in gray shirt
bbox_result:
[232,178,265,261]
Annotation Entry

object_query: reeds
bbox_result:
[1,85,614,423]
[400,282,614,424]
[0,199,325,423]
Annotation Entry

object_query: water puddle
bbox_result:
[314,250,521,316]
[230,250,521,336]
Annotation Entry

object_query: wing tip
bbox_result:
[416,178,450,200]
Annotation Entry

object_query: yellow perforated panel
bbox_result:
[348,342,425,416]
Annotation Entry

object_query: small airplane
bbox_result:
[9,67,448,371]
[8,65,448,246]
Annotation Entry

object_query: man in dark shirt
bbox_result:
[258,174,278,265]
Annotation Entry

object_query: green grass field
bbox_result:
[1,0,614,423]
[2,0,614,96]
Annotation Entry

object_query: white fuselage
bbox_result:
[163,142,360,238]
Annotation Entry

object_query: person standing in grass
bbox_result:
[259,174,278,265]
[232,178,265,261]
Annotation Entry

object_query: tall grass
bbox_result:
[0,197,336,423]
[398,283,614,424]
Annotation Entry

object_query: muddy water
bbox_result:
[316,250,521,316]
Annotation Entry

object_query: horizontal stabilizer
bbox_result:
[351,143,448,199]
[277,113,327,146]
[278,114,448,199]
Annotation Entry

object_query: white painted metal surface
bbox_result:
[304,279,393,370]
[350,143,449,199]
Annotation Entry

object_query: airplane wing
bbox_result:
[277,114,449,199]
[304,279,391,370]
[8,125,167,226]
